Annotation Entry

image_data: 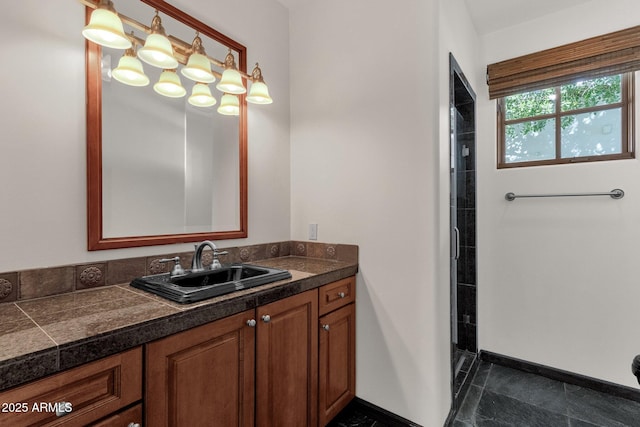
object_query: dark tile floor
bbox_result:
[328,399,418,427]
[454,361,640,427]
[328,406,383,427]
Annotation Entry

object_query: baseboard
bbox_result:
[480,350,640,403]
[347,397,423,427]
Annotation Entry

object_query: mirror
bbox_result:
[86,0,248,250]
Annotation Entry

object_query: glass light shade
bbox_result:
[216,69,246,94]
[154,70,186,98]
[217,93,240,115]
[189,84,217,107]
[112,54,149,86]
[246,81,273,104]
[181,53,215,83]
[138,34,178,69]
[82,8,131,49]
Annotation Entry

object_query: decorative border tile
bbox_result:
[239,247,251,262]
[0,273,18,303]
[75,264,105,290]
[295,242,307,256]
[291,241,358,262]
[0,241,359,304]
[269,243,280,258]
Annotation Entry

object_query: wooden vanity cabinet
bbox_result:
[318,277,356,427]
[145,310,256,427]
[144,281,355,427]
[145,289,319,427]
[0,347,142,427]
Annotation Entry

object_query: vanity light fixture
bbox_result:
[112,40,149,86]
[80,0,274,112]
[188,83,217,107]
[181,34,216,83]
[246,63,273,104]
[154,69,186,98]
[218,93,240,116]
[82,0,131,49]
[137,12,179,69]
[216,50,246,95]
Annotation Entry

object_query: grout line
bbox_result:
[478,362,492,389]
[13,303,59,346]
[563,383,570,419]
[471,386,484,426]
[16,286,147,319]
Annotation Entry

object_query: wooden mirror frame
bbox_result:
[86,0,248,250]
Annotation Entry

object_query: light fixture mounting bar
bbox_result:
[78,0,252,80]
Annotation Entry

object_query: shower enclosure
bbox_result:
[449,54,477,409]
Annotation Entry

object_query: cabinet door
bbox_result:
[146,310,255,427]
[319,303,356,427]
[256,290,318,427]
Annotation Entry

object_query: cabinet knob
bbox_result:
[246,319,257,327]
[322,324,330,331]
[262,314,271,323]
[338,292,345,298]
[128,423,141,427]
[55,402,72,417]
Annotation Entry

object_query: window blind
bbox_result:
[486,25,640,99]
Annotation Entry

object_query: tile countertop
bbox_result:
[0,256,358,392]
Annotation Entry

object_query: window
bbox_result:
[497,73,634,167]
[486,25,640,168]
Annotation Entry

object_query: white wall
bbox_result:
[478,0,640,388]
[288,0,477,424]
[13,0,640,422]
[0,0,290,272]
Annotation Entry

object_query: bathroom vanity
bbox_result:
[146,276,355,426]
[0,251,357,427]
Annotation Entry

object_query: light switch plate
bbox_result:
[309,223,318,240]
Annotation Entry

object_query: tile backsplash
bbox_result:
[0,241,357,304]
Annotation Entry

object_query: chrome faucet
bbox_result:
[191,241,227,272]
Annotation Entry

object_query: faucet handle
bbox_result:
[212,250,228,269]
[158,257,186,277]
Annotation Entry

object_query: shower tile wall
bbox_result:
[455,99,477,353]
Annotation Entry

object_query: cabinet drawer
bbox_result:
[89,404,142,427]
[319,276,355,316]
[0,347,142,427]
